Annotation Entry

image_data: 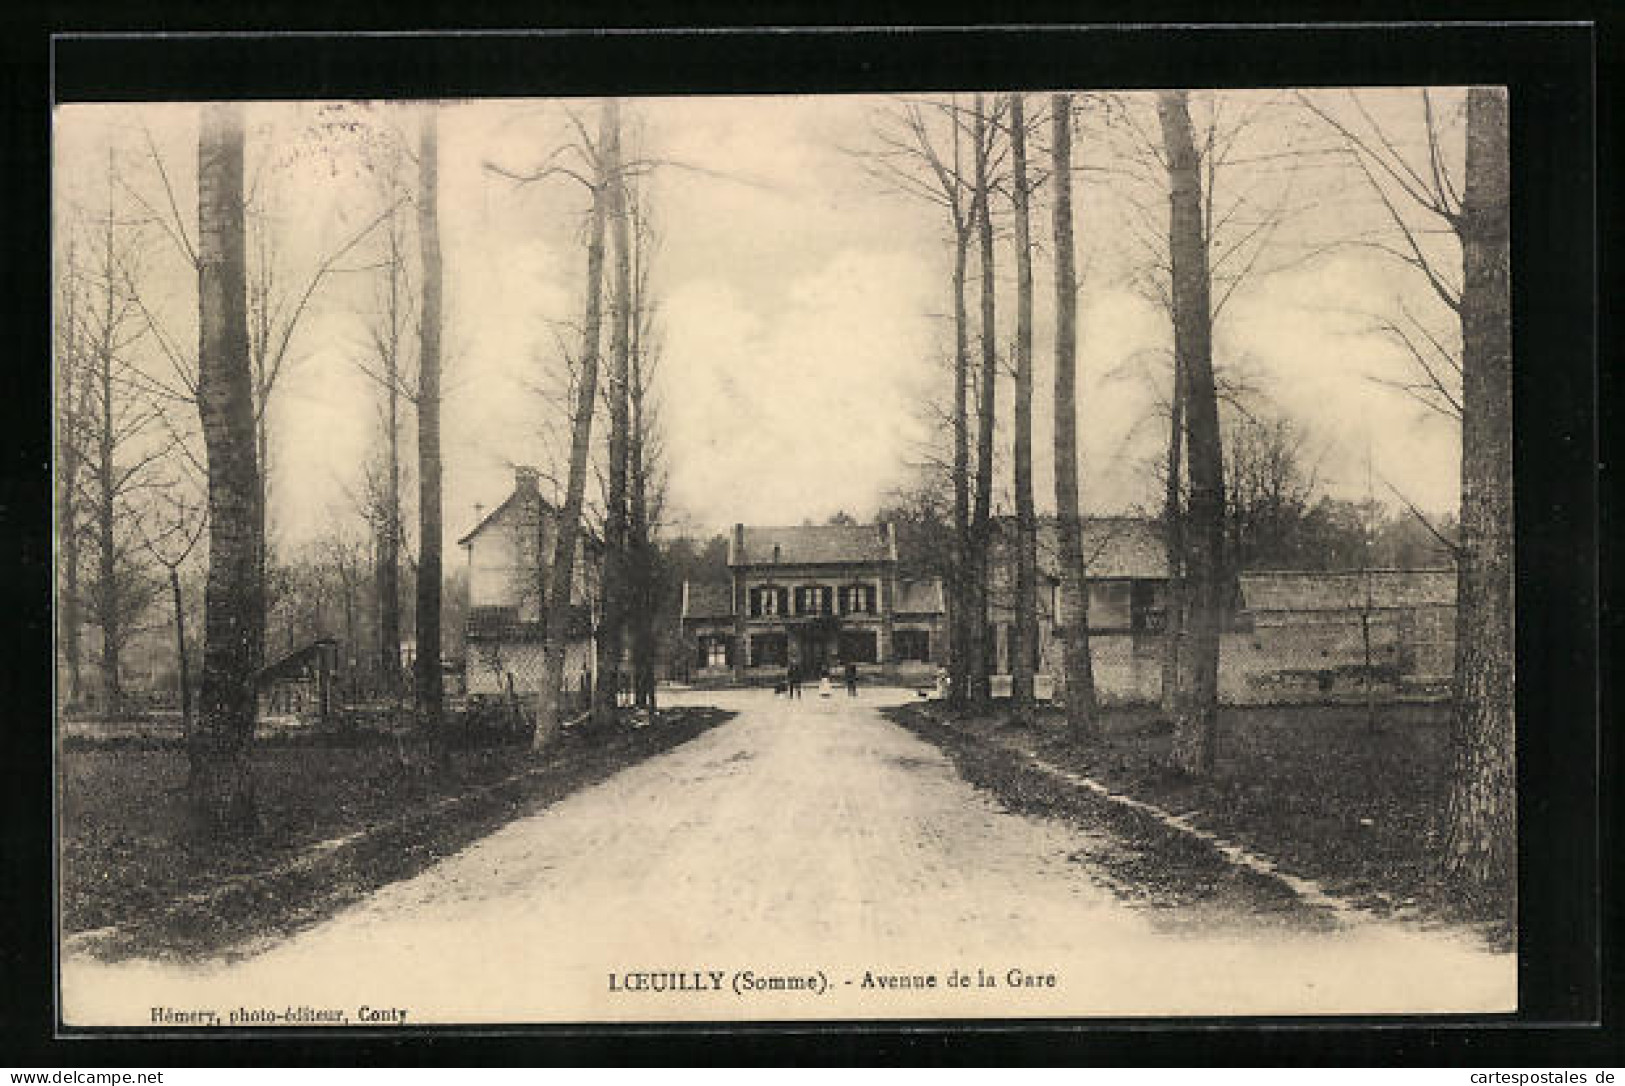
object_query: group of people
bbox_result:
[782,661,860,699]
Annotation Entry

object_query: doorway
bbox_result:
[795,628,829,677]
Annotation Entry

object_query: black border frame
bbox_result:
[3,9,1611,1067]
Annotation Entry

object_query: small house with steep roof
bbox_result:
[457,465,601,708]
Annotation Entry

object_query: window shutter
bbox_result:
[777,587,789,616]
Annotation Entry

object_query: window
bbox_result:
[796,585,831,615]
[751,633,787,667]
[839,630,878,664]
[841,584,877,614]
[751,586,785,617]
[703,637,729,668]
[1090,581,1132,631]
[894,629,931,662]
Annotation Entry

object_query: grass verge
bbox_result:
[884,699,1512,947]
[60,706,733,962]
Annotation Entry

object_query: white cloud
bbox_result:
[661,249,937,530]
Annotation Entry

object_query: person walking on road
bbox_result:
[844,661,859,697]
[787,663,802,699]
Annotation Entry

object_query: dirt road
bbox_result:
[63,688,1513,1023]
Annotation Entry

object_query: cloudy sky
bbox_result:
[55,90,1467,554]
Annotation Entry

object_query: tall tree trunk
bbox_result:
[378,212,403,700]
[59,451,85,706]
[1158,90,1224,776]
[628,277,657,714]
[593,98,633,731]
[626,174,657,714]
[255,417,269,663]
[1009,93,1037,723]
[948,226,972,711]
[94,179,120,714]
[534,100,612,749]
[414,103,445,756]
[629,370,656,713]
[193,101,262,834]
[57,236,86,707]
[168,564,197,784]
[1444,87,1514,902]
[1050,92,1098,740]
[1160,351,1186,718]
[970,93,997,707]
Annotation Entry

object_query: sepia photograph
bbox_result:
[52,84,1518,1026]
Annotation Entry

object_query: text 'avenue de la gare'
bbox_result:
[606,968,1060,996]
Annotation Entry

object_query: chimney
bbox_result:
[732,523,746,566]
[514,465,540,495]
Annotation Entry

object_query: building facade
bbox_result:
[681,522,946,684]
[682,514,1457,705]
[986,516,1457,705]
[984,516,1172,703]
[458,466,600,706]
[1225,568,1456,703]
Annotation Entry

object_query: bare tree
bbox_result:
[626,172,664,713]
[1050,92,1099,740]
[134,482,207,768]
[76,155,169,714]
[969,92,1004,707]
[1158,90,1226,777]
[1159,347,1187,719]
[319,525,369,705]
[118,109,397,673]
[1222,407,1323,571]
[859,95,978,707]
[1100,91,1332,719]
[1445,89,1513,899]
[1300,87,1513,900]
[244,138,399,627]
[193,101,263,833]
[1007,93,1040,724]
[593,98,634,731]
[348,138,417,701]
[413,102,446,757]
[485,100,615,749]
[55,228,95,707]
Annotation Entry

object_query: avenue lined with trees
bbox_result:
[860,88,1511,908]
[55,88,1514,933]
